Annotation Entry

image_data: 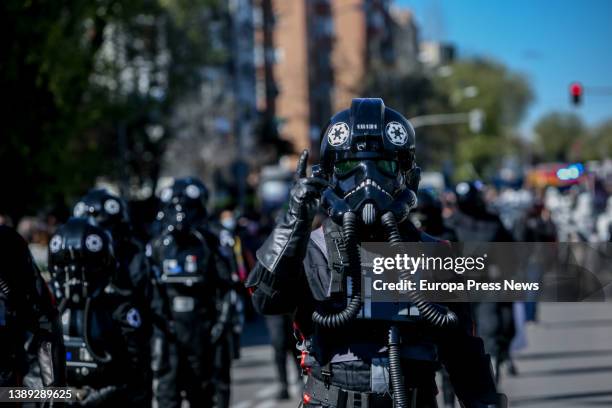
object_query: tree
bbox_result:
[435,59,532,136]
[533,112,587,162]
[1,1,123,221]
[586,119,612,160]
[0,0,220,222]
[362,58,533,180]
[433,59,533,180]
[362,72,456,168]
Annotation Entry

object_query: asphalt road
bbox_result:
[500,303,612,407]
[230,316,301,408]
[231,303,612,408]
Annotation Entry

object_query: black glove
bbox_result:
[287,150,327,221]
[256,150,327,273]
[77,385,118,406]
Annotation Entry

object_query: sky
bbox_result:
[397,0,612,135]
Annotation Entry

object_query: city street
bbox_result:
[502,303,612,407]
[231,317,301,408]
[4,1,612,407]
[231,303,612,408]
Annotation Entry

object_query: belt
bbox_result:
[303,375,393,408]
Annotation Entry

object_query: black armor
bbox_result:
[156,178,209,234]
[48,218,150,406]
[247,99,506,407]
[449,181,516,384]
[149,177,233,408]
[0,225,65,388]
[411,188,457,242]
[73,188,152,309]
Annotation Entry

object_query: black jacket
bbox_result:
[246,217,499,404]
[61,294,151,407]
[0,226,65,387]
[148,227,233,345]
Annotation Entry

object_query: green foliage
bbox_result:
[533,112,587,162]
[435,59,532,181]
[435,59,533,135]
[587,119,612,160]
[1,1,119,219]
[362,58,533,181]
[362,72,457,167]
[0,0,220,221]
[455,134,508,180]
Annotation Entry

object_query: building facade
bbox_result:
[254,0,420,157]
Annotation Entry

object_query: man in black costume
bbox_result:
[48,218,150,406]
[450,181,516,382]
[247,98,506,407]
[411,188,457,242]
[73,189,153,306]
[149,177,233,408]
[0,225,65,389]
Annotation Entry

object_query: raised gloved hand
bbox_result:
[287,150,328,222]
[256,150,328,273]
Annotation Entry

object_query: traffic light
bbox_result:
[570,82,583,105]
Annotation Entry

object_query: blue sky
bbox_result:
[397,0,612,135]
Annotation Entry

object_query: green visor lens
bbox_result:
[334,159,398,175]
[377,160,398,174]
[334,160,361,175]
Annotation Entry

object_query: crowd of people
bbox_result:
[1,178,252,407]
[2,97,612,407]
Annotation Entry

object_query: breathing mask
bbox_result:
[48,218,115,306]
[73,189,130,241]
[318,98,420,226]
[157,177,209,233]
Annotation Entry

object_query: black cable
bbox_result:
[388,325,409,408]
[83,297,112,363]
[312,211,362,328]
[382,211,458,407]
[0,277,10,296]
[381,211,459,329]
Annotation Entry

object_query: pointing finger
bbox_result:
[295,149,309,179]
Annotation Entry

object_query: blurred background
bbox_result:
[2,0,612,407]
[2,0,612,222]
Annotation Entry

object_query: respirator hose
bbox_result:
[0,277,10,296]
[382,212,457,407]
[312,211,362,328]
[381,211,459,329]
[84,297,113,363]
[388,325,409,408]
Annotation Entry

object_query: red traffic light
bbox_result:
[570,82,583,105]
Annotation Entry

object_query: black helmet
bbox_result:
[455,181,486,217]
[318,98,419,225]
[156,177,209,233]
[417,188,442,213]
[412,188,443,229]
[73,189,130,239]
[48,217,115,304]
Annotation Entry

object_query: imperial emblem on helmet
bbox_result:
[327,122,350,146]
[385,121,408,146]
